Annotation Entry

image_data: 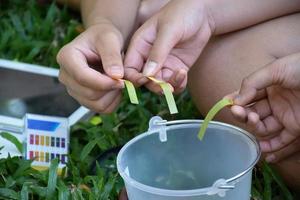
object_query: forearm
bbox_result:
[81,0,141,39]
[205,0,300,35]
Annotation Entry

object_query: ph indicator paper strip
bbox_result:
[198,98,234,140]
[124,80,139,104]
[148,77,178,114]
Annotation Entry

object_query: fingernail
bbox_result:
[233,95,241,104]
[143,61,158,76]
[112,81,125,89]
[265,154,276,163]
[175,70,185,83]
[110,66,123,77]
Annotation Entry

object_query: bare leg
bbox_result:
[188,13,300,190]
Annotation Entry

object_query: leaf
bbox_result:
[251,185,263,200]
[13,159,33,178]
[58,180,70,200]
[0,188,18,199]
[263,162,294,200]
[262,164,272,200]
[46,158,59,199]
[0,132,23,154]
[30,186,47,197]
[20,184,29,200]
[80,140,98,161]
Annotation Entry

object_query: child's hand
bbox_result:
[57,20,125,113]
[124,0,214,94]
[137,0,170,25]
[227,52,300,162]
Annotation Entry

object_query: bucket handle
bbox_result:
[148,116,261,188]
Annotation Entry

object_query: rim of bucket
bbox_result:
[117,120,261,197]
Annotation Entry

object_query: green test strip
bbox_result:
[148,77,178,114]
[124,80,139,104]
[198,98,234,140]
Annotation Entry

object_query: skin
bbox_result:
[56,0,300,196]
[57,0,140,113]
[125,0,300,94]
[56,0,171,113]
[228,53,300,158]
[122,0,300,197]
[189,13,300,190]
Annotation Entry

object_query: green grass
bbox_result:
[0,0,297,199]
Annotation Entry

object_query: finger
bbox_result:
[145,72,164,94]
[259,129,297,152]
[57,45,124,90]
[124,67,148,87]
[68,89,121,113]
[235,59,285,105]
[96,31,124,79]
[162,68,174,82]
[261,116,284,134]
[247,112,269,138]
[125,20,154,71]
[224,91,239,102]
[124,19,156,85]
[170,69,187,94]
[102,93,122,114]
[249,99,272,119]
[59,68,104,100]
[265,138,300,163]
[247,113,284,138]
[231,105,247,122]
[143,20,180,77]
[175,73,188,94]
[225,89,267,105]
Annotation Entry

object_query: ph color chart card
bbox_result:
[24,114,69,172]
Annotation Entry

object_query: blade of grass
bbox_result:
[46,158,59,199]
[263,162,294,200]
[0,132,23,154]
[251,186,263,200]
[262,164,272,200]
[0,188,18,199]
[58,180,70,200]
[80,140,98,160]
[20,184,29,200]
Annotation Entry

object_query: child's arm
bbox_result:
[81,0,140,41]
[207,0,300,34]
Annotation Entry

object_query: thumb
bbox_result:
[235,59,286,105]
[143,21,180,77]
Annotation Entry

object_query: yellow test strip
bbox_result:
[124,80,139,104]
[148,77,178,114]
[198,98,234,140]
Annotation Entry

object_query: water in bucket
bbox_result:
[117,116,260,200]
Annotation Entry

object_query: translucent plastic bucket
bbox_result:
[117,116,261,200]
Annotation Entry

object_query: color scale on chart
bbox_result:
[24,114,69,173]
